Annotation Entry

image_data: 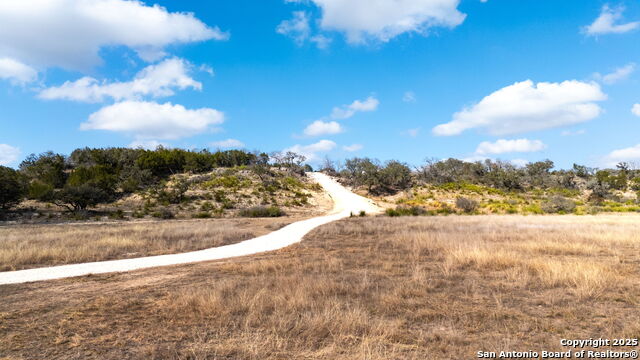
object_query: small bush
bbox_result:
[239,206,285,218]
[152,208,175,219]
[200,201,215,211]
[455,197,478,213]
[386,206,427,217]
[523,203,544,214]
[192,212,212,219]
[541,196,576,214]
[109,209,125,220]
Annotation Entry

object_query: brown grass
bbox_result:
[0,218,298,271]
[1,214,639,359]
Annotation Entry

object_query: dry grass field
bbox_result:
[1,215,639,359]
[0,218,299,271]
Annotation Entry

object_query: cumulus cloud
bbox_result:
[276,11,311,45]
[433,80,606,136]
[475,139,546,155]
[594,63,636,85]
[82,101,224,140]
[510,159,529,167]
[39,58,201,103]
[0,57,37,84]
[343,144,363,152]
[0,144,20,166]
[584,5,639,36]
[461,155,529,167]
[330,96,379,120]
[285,139,337,162]
[310,35,332,49]
[633,104,640,117]
[299,0,466,43]
[0,0,227,71]
[128,139,167,150]
[210,139,245,149]
[303,120,344,137]
[603,144,640,167]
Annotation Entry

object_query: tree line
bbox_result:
[322,157,640,202]
[0,147,263,212]
[2,147,638,212]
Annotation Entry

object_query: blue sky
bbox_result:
[1,0,640,169]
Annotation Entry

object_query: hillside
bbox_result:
[0,148,327,224]
[326,158,640,216]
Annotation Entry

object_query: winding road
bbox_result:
[0,173,381,285]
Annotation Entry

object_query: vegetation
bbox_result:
[239,206,285,218]
[3,215,638,358]
[329,157,640,216]
[455,197,478,213]
[0,218,294,271]
[1,147,320,222]
[0,166,25,210]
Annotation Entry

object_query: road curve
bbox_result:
[0,173,381,285]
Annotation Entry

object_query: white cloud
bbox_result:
[301,0,466,43]
[633,104,640,117]
[303,120,344,136]
[310,35,332,49]
[0,0,227,71]
[475,139,546,155]
[584,5,639,36]
[330,96,379,119]
[433,80,606,136]
[82,101,224,140]
[343,144,363,152]
[0,57,37,84]
[594,63,636,85]
[199,64,215,76]
[277,11,311,45]
[277,11,333,49]
[510,159,529,167]
[210,139,245,149]
[403,91,416,103]
[285,139,337,162]
[461,155,529,167]
[128,139,167,150]
[39,58,201,103]
[0,144,20,166]
[603,144,640,167]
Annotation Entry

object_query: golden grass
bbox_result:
[1,214,639,359]
[0,218,295,271]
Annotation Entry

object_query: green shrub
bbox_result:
[0,166,25,209]
[455,197,478,213]
[239,206,285,218]
[192,212,212,219]
[386,206,427,217]
[109,209,125,220]
[541,196,576,214]
[200,201,215,211]
[152,208,175,219]
[522,203,544,214]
